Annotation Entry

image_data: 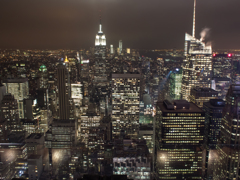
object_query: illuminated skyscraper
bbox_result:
[202,99,225,179]
[155,100,205,179]
[111,74,141,139]
[38,64,48,89]
[119,40,122,54]
[169,68,182,100]
[181,0,212,101]
[0,94,20,133]
[127,48,130,54]
[110,44,114,54]
[212,53,232,78]
[203,99,225,147]
[76,51,80,63]
[56,63,71,119]
[95,19,106,55]
[214,85,240,179]
[3,78,29,119]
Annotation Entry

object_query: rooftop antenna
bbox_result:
[192,0,196,38]
[99,10,102,32]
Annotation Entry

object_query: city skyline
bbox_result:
[1,1,240,179]
[0,0,239,50]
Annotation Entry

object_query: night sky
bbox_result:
[0,0,239,50]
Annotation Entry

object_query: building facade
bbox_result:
[155,100,205,179]
[111,74,141,139]
[169,68,182,100]
[214,85,240,179]
[189,87,218,108]
[1,94,20,133]
[56,63,71,119]
[3,78,29,119]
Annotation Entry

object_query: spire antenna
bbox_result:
[99,10,102,32]
[192,0,196,38]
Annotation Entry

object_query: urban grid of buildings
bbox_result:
[0,1,240,180]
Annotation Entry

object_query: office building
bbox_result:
[203,99,225,147]
[169,68,182,100]
[23,98,34,120]
[80,59,90,97]
[212,53,232,78]
[38,64,48,89]
[25,133,44,157]
[214,85,240,179]
[127,48,130,54]
[203,99,225,179]
[113,139,151,180]
[79,103,102,149]
[181,0,212,101]
[27,155,43,180]
[111,74,141,139]
[139,125,154,154]
[0,140,27,179]
[56,63,71,119]
[155,100,205,179]
[0,82,6,104]
[119,40,122,54]
[14,158,28,178]
[211,77,231,101]
[71,83,83,106]
[139,94,153,125]
[110,44,114,54]
[0,117,7,142]
[1,94,20,132]
[189,87,218,108]
[3,78,29,119]
[95,20,106,55]
[39,108,52,134]
[21,119,38,137]
[36,88,48,108]
[45,119,76,149]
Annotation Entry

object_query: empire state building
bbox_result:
[95,20,106,54]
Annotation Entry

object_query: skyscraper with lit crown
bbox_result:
[181,0,212,101]
[95,19,106,55]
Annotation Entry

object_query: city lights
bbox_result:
[0,0,237,179]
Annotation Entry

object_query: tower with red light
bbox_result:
[212,53,233,78]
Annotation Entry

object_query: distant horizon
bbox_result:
[1,48,240,53]
[0,0,239,50]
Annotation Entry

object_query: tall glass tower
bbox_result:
[181,0,212,101]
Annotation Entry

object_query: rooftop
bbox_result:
[158,100,203,113]
[191,87,217,93]
[204,99,225,109]
[26,133,44,140]
[28,154,41,160]
[112,73,141,78]
[3,78,28,83]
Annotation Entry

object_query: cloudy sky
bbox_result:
[0,0,239,50]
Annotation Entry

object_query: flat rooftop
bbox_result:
[28,154,41,159]
[191,87,217,93]
[26,133,44,139]
[3,78,28,83]
[157,101,203,113]
[112,73,141,78]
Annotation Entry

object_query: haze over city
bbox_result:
[0,0,239,49]
[1,1,240,180]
